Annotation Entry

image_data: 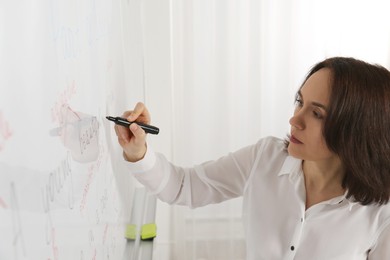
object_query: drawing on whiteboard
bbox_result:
[51,81,77,124]
[48,227,59,260]
[50,105,100,163]
[1,0,143,257]
[0,111,13,152]
[0,197,7,209]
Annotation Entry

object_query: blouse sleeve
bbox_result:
[126,138,271,208]
[368,219,390,259]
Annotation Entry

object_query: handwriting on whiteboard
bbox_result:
[41,152,73,214]
[10,182,27,259]
[49,0,80,60]
[79,144,105,214]
[0,111,13,152]
[51,82,77,124]
[79,117,99,157]
[41,152,74,257]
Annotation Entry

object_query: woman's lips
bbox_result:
[290,135,303,144]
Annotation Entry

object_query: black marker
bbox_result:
[106,116,159,135]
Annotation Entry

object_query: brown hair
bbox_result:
[292,57,390,205]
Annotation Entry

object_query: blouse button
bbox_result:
[290,246,295,251]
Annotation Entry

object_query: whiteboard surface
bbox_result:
[0,0,145,259]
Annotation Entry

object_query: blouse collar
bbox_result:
[278,155,358,210]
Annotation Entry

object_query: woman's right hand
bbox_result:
[114,102,151,162]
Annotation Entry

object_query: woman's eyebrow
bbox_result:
[297,90,328,111]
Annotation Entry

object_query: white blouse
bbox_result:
[127,136,390,260]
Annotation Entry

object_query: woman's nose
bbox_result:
[289,113,304,130]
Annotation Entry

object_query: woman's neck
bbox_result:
[302,159,346,209]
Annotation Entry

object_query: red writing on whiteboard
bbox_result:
[79,145,105,213]
[0,197,7,209]
[79,164,96,213]
[47,228,59,260]
[51,81,77,123]
[102,223,109,245]
[91,248,97,260]
[0,111,13,151]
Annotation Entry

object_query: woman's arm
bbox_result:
[127,141,262,208]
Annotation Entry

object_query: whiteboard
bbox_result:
[0,0,147,259]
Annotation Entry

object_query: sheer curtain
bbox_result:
[148,0,390,259]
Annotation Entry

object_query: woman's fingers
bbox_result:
[127,102,151,124]
[115,124,130,143]
[112,102,150,162]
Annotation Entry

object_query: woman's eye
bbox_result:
[313,110,324,119]
[294,98,303,107]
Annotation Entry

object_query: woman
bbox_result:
[114,57,390,259]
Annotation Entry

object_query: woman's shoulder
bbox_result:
[246,136,292,168]
[362,202,390,246]
[351,200,390,230]
[375,202,390,224]
[254,136,288,155]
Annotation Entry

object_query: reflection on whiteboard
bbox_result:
[50,105,100,163]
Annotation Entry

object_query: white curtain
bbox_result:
[148,0,390,259]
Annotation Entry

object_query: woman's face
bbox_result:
[288,68,337,162]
